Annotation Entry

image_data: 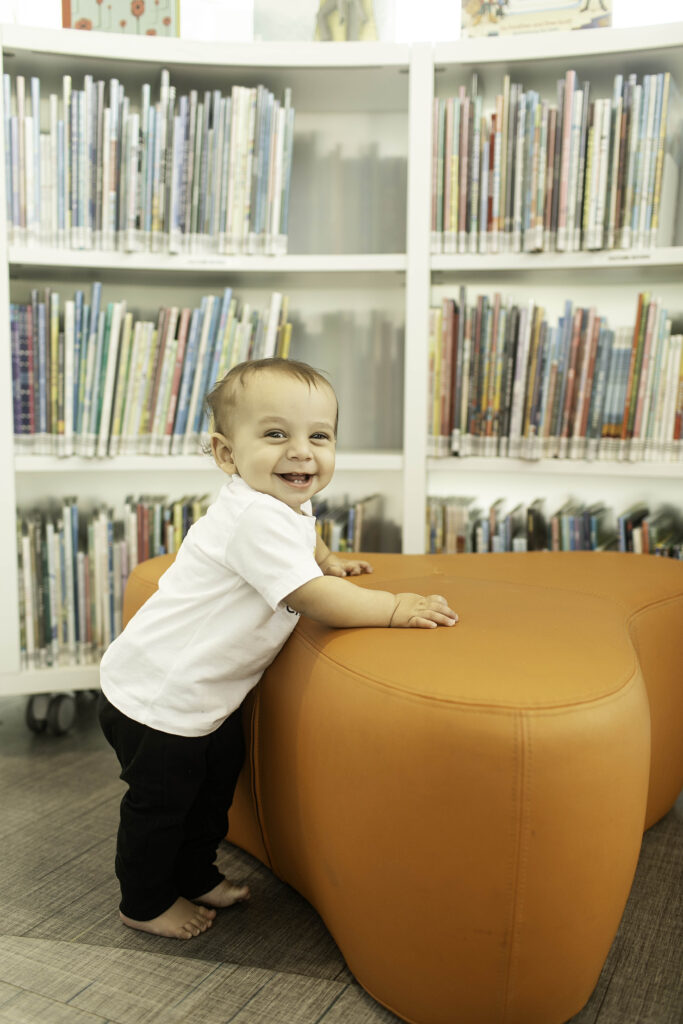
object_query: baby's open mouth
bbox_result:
[279,473,312,484]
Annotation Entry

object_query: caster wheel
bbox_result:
[47,694,77,736]
[26,694,51,734]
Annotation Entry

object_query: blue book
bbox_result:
[3,75,13,227]
[70,501,80,644]
[73,290,84,432]
[171,303,204,452]
[31,77,41,237]
[75,302,90,439]
[36,302,49,442]
[205,287,233,392]
[190,294,223,437]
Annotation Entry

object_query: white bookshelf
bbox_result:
[1,22,682,698]
[410,22,683,555]
[0,25,410,695]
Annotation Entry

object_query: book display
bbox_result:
[18,493,209,670]
[0,25,409,697]
[0,22,682,700]
[416,25,683,565]
[3,69,295,256]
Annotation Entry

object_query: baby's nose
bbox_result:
[287,437,313,459]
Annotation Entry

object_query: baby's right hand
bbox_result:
[390,593,458,629]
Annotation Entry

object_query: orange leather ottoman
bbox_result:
[121,552,683,1024]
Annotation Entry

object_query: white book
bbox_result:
[49,93,59,246]
[565,90,583,254]
[262,292,283,359]
[42,520,56,663]
[124,113,141,252]
[55,517,66,655]
[96,301,125,458]
[82,75,93,250]
[620,82,641,250]
[635,75,657,250]
[512,93,526,254]
[662,334,681,461]
[120,321,150,455]
[61,500,77,661]
[39,135,51,249]
[112,540,122,639]
[168,102,185,254]
[24,114,35,245]
[593,99,611,250]
[641,74,664,249]
[76,549,88,663]
[21,529,36,667]
[642,316,668,460]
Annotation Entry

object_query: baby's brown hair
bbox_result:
[204,358,338,439]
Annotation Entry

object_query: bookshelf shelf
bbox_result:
[5,664,100,697]
[15,452,403,473]
[427,457,683,480]
[431,246,683,274]
[9,249,407,278]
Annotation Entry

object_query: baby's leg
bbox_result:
[99,696,229,930]
[176,707,249,907]
[120,897,215,940]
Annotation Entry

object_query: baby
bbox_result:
[99,357,457,939]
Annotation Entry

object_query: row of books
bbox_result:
[17,494,209,668]
[431,70,678,256]
[428,288,683,462]
[3,71,295,255]
[426,495,683,558]
[11,284,292,457]
[312,493,398,553]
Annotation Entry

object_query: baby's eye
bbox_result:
[265,430,286,439]
[311,432,331,441]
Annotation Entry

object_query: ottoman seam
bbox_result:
[249,688,275,874]
[502,711,530,1024]
[292,631,641,711]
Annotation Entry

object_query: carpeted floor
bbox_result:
[0,693,680,1024]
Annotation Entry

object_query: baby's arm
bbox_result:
[315,534,373,578]
[286,575,458,630]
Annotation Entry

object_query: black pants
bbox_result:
[99,694,245,921]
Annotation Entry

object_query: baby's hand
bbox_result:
[322,556,373,578]
[390,593,458,629]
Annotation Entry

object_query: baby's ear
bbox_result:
[211,433,236,474]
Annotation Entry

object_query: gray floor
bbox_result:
[0,694,680,1024]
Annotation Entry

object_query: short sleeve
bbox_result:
[225,498,322,610]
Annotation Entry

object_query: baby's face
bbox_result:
[212,372,337,512]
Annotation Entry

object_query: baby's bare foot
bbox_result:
[198,878,250,908]
[119,897,216,939]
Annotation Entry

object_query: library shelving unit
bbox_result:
[405,23,683,551]
[0,24,411,699]
[2,22,683,704]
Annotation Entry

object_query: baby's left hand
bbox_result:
[323,556,373,578]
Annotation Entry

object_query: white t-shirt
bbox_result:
[100,476,323,737]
